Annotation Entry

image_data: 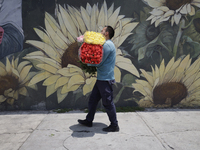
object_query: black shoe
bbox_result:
[102,125,120,132]
[78,119,92,127]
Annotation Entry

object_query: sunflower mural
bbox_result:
[0,57,37,105]
[24,1,140,104]
[143,0,200,27]
[128,6,175,63]
[133,55,200,107]
[129,0,200,66]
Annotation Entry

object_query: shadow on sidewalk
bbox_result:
[69,122,108,138]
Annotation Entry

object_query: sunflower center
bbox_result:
[153,82,187,106]
[0,75,18,95]
[145,25,160,41]
[166,0,192,10]
[193,18,200,33]
[61,41,81,68]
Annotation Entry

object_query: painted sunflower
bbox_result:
[133,54,200,107]
[25,1,140,103]
[143,0,200,27]
[0,57,37,105]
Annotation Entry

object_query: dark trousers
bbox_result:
[86,80,118,126]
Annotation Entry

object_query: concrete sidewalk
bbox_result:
[0,109,200,150]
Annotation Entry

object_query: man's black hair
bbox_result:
[105,26,115,39]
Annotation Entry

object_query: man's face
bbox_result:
[101,27,108,37]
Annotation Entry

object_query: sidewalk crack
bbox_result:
[136,112,168,150]
[17,113,49,150]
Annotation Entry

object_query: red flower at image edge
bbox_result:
[79,43,103,64]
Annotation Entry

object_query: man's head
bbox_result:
[101,26,115,40]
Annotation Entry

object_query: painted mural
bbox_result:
[0,0,200,110]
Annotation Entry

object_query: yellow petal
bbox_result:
[189,6,195,16]
[4,88,14,97]
[83,79,96,95]
[25,51,45,57]
[17,61,31,74]
[108,7,120,27]
[24,56,61,70]
[7,98,15,105]
[67,74,85,89]
[13,90,19,100]
[46,83,57,97]
[61,84,81,94]
[43,75,61,86]
[68,64,83,73]
[11,68,20,79]
[59,5,78,39]
[45,16,69,50]
[140,69,154,87]
[90,5,97,31]
[81,6,91,30]
[36,64,58,74]
[107,3,114,18]
[6,57,12,75]
[26,40,61,63]
[164,57,174,75]
[55,76,70,89]
[136,79,152,92]
[162,69,176,83]
[97,4,105,29]
[183,73,197,88]
[0,61,5,69]
[18,87,28,96]
[57,87,68,103]
[29,71,52,86]
[132,83,147,96]
[34,28,56,48]
[0,95,7,103]
[116,55,132,64]
[20,72,36,85]
[116,62,140,77]
[57,68,79,77]
[0,66,7,76]
[114,66,121,82]
[27,83,38,91]
[13,57,19,69]
[117,33,132,47]
[19,65,32,83]
[171,55,190,82]
[85,77,96,85]
[57,12,68,37]
[74,11,87,34]
[121,22,138,36]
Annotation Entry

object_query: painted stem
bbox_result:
[173,19,185,59]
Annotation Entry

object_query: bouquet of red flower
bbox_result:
[78,31,105,65]
[80,43,103,64]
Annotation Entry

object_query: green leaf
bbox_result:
[122,74,137,87]
[194,10,200,19]
[182,36,200,58]
[113,86,124,103]
[137,23,174,61]
[138,35,159,60]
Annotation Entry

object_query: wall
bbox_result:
[0,0,200,110]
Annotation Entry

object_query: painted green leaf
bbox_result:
[182,36,200,58]
[122,74,137,87]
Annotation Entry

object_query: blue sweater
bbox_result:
[88,40,116,81]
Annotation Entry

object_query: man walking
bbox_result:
[78,26,119,132]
